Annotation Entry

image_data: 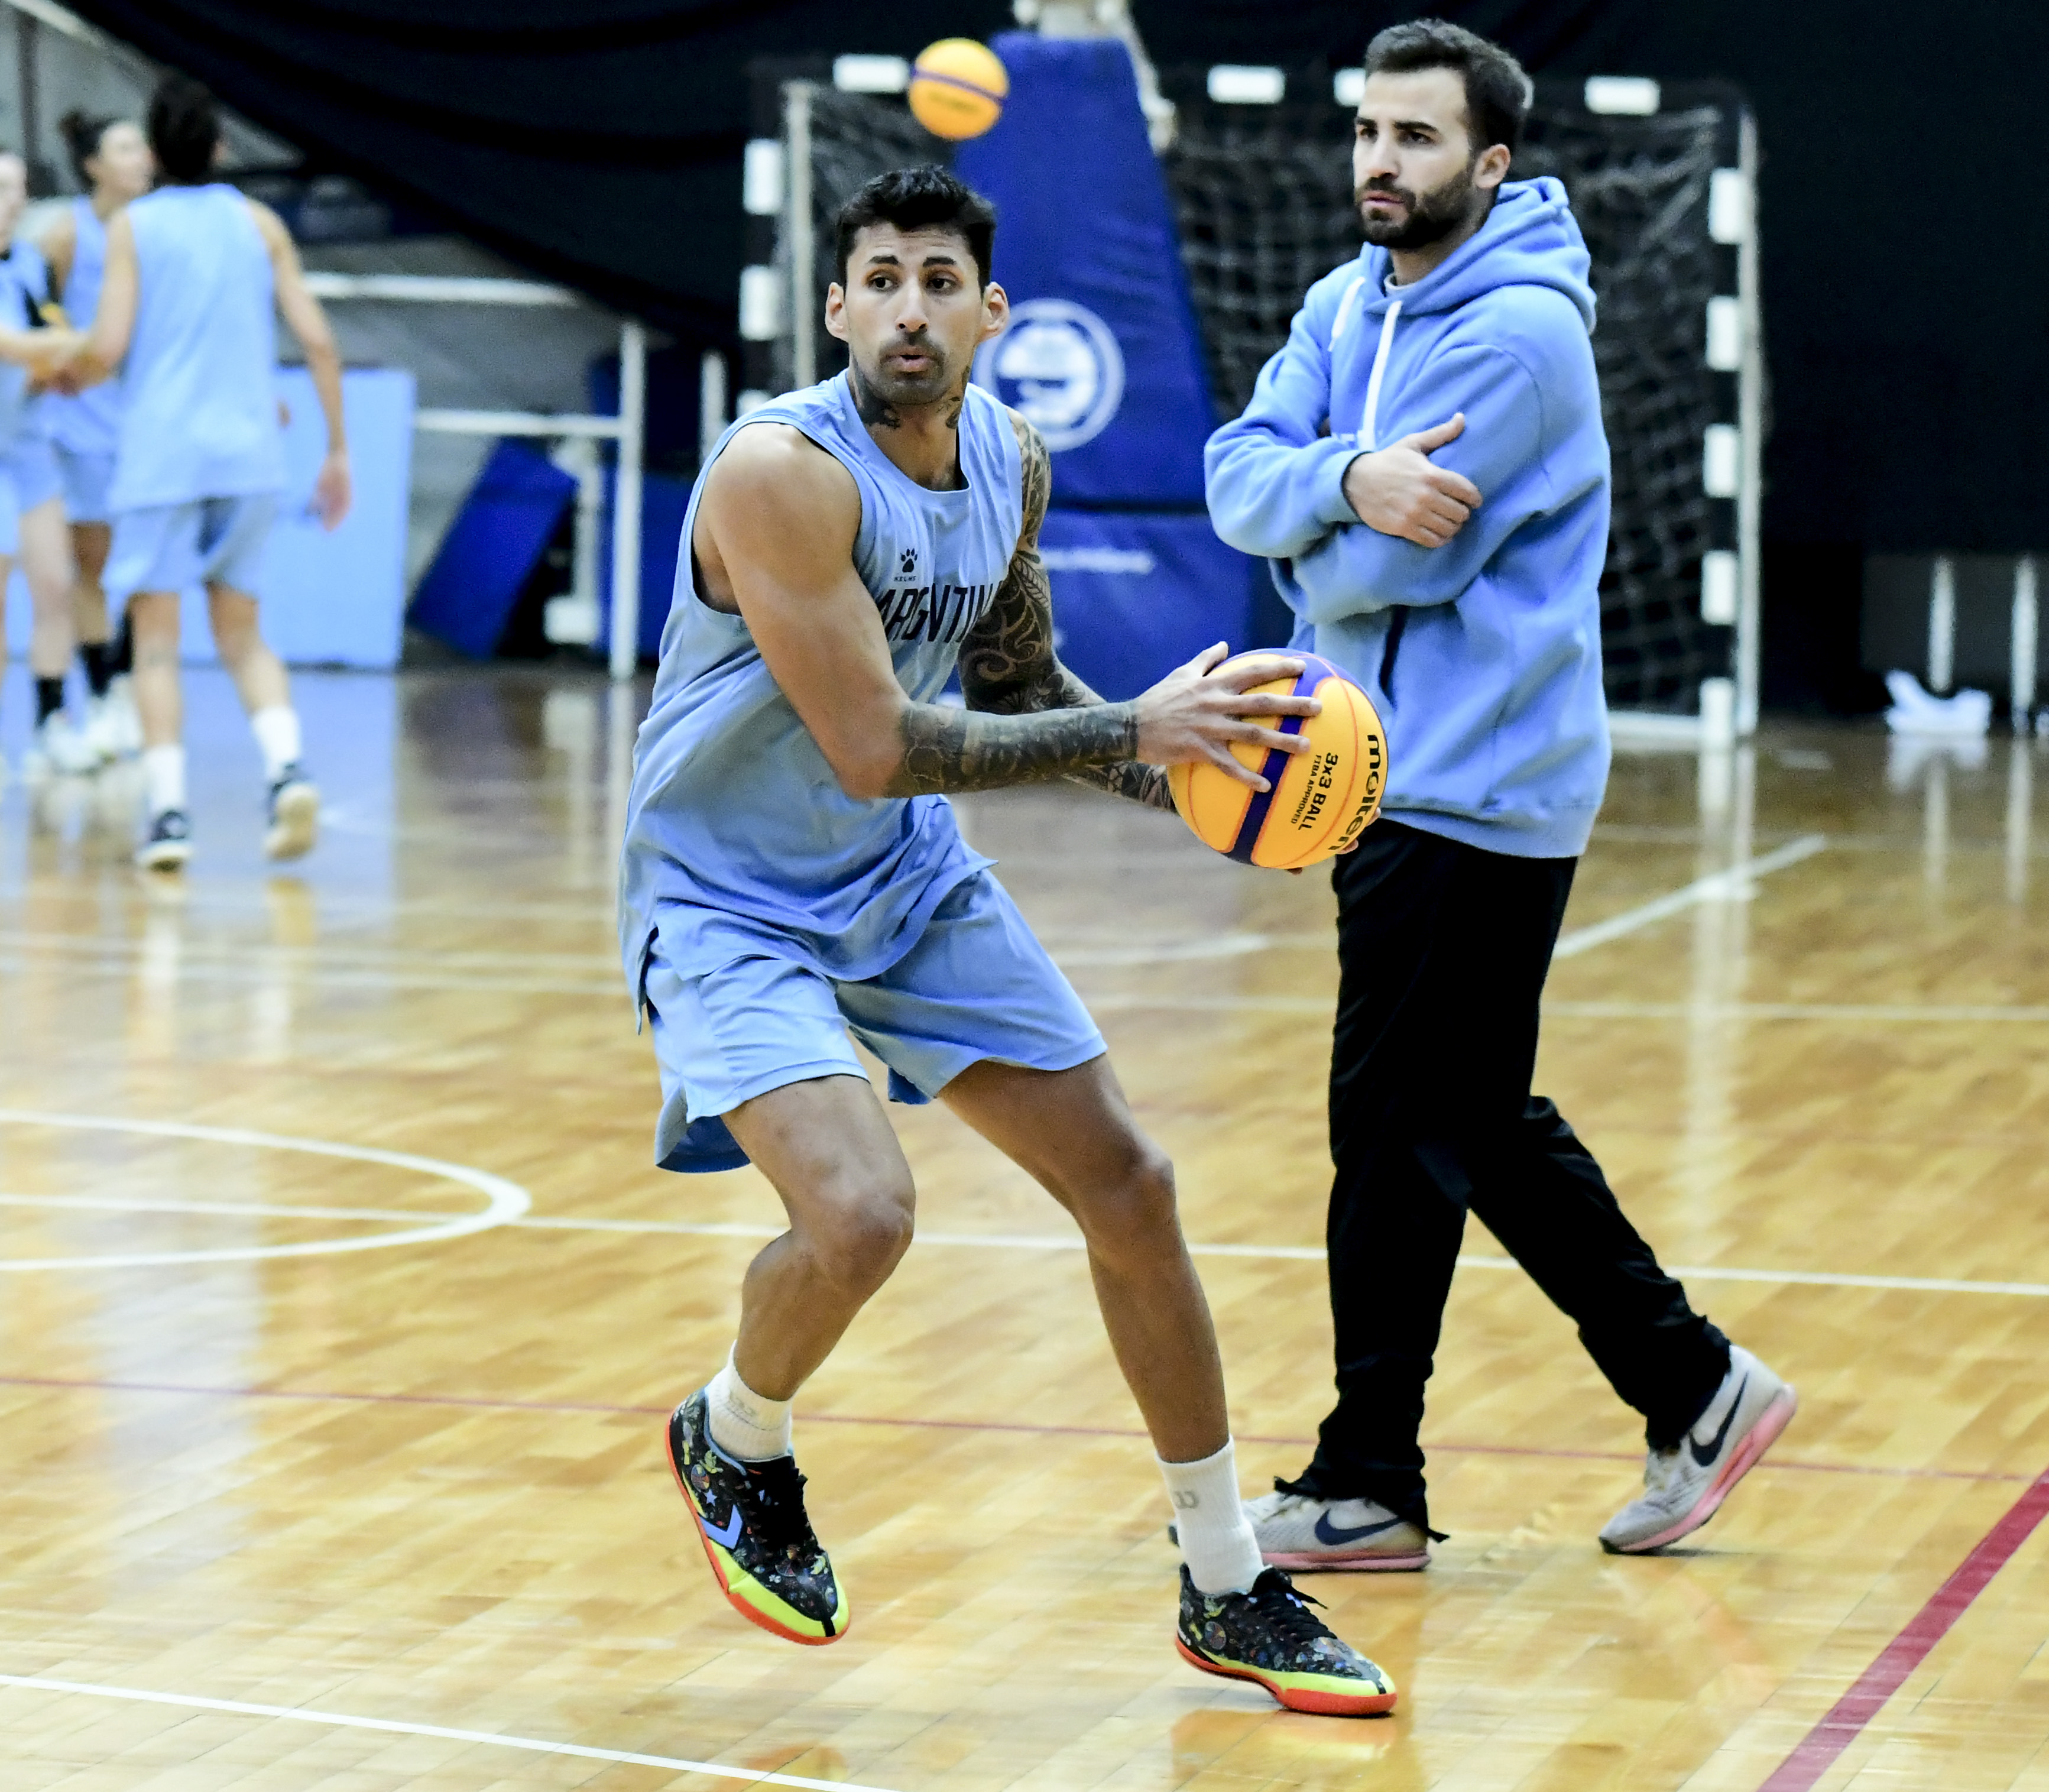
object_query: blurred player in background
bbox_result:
[1206,20,1795,1567]
[38,111,154,763]
[66,75,350,870]
[625,165,1398,1716]
[0,150,94,779]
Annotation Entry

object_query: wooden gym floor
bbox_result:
[1,665,2046,1791]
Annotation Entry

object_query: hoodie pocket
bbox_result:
[1377,607,1410,702]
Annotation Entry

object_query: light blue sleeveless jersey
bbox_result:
[109,184,284,512]
[47,197,119,457]
[0,238,51,452]
[619,372,1024,991]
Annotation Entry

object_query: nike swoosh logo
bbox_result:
[703,1507,744,1549]
[1690,1374,1749,1467]
[1314,1512,1406,1547]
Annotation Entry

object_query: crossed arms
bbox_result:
[1205,319,1547,614]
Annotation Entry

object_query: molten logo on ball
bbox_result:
[1167,654,1387,870]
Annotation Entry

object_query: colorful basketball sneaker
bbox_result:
[1243,1486,1431,1573]
[1175,1564,1397,1716]
[1600,1344,1797,1554]
[665,1389,847,1645]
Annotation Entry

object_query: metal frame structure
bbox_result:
[302,273,647,680]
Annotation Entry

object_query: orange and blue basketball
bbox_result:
[907,39,1009,140]
[1168,653,1387,870]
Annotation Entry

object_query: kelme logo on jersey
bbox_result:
[972,297,1125,453]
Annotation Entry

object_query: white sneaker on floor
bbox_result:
[265,766,319,861]
[1599,1344,1797,1554]
[103,676,144,757]
[83,693,125,763]
[21,712,100,777]
[1243,1488,1431,1573]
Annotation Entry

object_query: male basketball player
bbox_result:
[66,76,350,869]
[39,111,154,762]
[0,150,93,779]
[1205,20,1795,1566]
[623,165,1395,1716]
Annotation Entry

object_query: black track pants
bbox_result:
[1292,819,1731,1529]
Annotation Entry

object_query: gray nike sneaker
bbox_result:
[1243,1486,1431,1573]
[1600,1344,1797,1554]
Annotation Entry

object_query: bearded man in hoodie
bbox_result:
[1204,19,1795,1568]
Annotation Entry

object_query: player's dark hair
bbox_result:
[58,109,120,185]
[833,165,997,289]
[1363,18,1531,158]
[147,74,219,184]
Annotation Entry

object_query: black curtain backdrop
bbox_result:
[61,0,1010,341]
[66,0,2047,568]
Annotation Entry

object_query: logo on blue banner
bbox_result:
[974,297,1126,452]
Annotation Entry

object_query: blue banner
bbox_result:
[955,33,1216,507]
[1042,511,1257,701]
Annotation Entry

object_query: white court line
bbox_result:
[0,1192,452,1224]
[8,1196,2032,1298]
[1551,832,1828,958]
[0,838,1826,994]
[508,1217,2049,1297]
[0,1673,899,1791]
[0,1113,529,1270]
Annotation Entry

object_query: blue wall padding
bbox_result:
[588,345,705,468]
[1041,510,1256,701]
[955,34,1217,506]
[260,368,414,668]
[598,467,689,660]
[408,440,576,659]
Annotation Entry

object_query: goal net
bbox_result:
[753,65,1755,717]
[1162,74,1749,714]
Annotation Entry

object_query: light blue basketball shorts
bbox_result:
[3,434,61,514]
[106,493,278,601]
[0,466,20,558]
[641,869,1107,1173]
[56,446,112,524]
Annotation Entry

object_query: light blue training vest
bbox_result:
[47,196,119,458]
[109,183,284,512]
[619,372,1024,995]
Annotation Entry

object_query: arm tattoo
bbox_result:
[941,411,1175,810]
[889,698,1142,796]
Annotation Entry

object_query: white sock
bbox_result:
[142,744,186,818]
[1160,1438,1263,1595]
[705,1347,793,1463]
[250,705,301,782]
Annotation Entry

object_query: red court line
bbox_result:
[0,1372,2027,1486]
[1757,1462,2049,1791]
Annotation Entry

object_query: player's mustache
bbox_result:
[1356,179,1413,207]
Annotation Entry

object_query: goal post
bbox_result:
[1159,67,1763,744]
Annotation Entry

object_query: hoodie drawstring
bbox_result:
[1328,274,1367,345]
[1360,299,1402,452]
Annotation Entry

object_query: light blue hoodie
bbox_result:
[1205,176,1611,860]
